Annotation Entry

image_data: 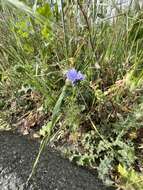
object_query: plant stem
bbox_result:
[60,0,68,60]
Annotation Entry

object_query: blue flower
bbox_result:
[66,68,85,84]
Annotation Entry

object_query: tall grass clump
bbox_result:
[0,0,143,188]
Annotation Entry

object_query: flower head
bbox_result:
[66,68,85,85]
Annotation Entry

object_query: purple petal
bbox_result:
[66,68,85,84]
[66,69,78,83]
[77,71,85,81]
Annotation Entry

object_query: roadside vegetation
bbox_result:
[0,0,143,189]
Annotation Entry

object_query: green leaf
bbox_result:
[37,3,52,18]
[41,24,51,39]
[118,164,128,178]
[39,121,52,137]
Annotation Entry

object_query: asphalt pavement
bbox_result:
[0,131,114,190]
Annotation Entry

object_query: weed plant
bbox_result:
[0,0,143,189]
